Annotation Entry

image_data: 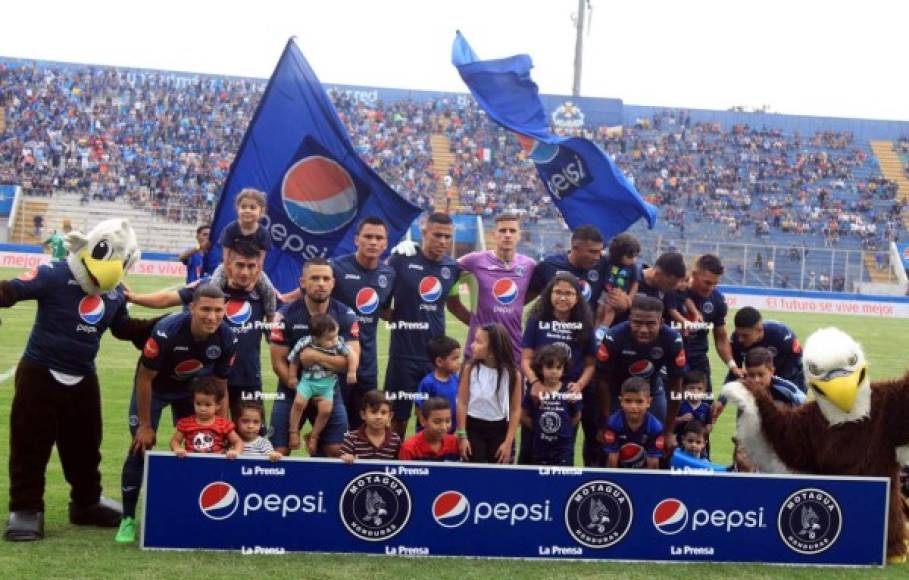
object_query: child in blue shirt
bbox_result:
[415,336,461,434]
[602,377,664,469]
[521,345,582,466]
[673,370,713,454]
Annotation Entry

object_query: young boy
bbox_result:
[399,397,460,461]
[210,188,280,317]
[339,390,401,463]
[521,345,582,466]
[743,347,806,407]
[677,420,708,459]
[170,377,244,458]
[596,233,641,330]
[602,377,664,469]
[673,370,713,447]
[415,336,461,433]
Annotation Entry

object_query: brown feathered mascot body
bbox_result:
[722,327,909,563]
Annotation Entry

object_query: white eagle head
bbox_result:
[802,327,870,425]
[65,218,141,294]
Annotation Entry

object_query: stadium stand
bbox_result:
[1,58,907,287]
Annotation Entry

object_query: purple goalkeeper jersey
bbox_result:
[459,250,536,362]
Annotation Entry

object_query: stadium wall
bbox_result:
[721,286,909,318]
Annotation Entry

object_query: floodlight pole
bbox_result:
[572,0,587,97]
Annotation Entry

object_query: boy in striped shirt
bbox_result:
[339,390,401,463]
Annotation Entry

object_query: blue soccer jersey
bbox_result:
[178,280,266,389]
[521,314,596,383]
[9,262,131,375]
[671,287,728,359]
[729,321,804,388]
[269,297,359,397]
[522,384,582,458]
[139,312,237,394]
[415,372,459,433]
[602,410,665,468]
[387,249,459,362]
[528,252,609,309]
[678,400,712,426]
[596,321,687,390]
[330,253,395,382]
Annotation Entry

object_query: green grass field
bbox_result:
[0,266,906,578]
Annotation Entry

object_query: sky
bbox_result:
[2,0,907,121]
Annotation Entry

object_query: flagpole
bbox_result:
[571,0,587,97]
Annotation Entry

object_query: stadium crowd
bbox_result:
[2,59,904,252]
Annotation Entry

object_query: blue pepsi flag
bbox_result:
[451,32,657,240]
[209,38,422,292]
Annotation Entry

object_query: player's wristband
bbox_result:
[455,430,468,439]
[726,359,738,370]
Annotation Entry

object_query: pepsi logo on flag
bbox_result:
[355,287,379,315]
[652,498,689,535]
[282,155,359,236]
[419,276,442,303]
[175,359,204,379]
[78,295,105,325]
[198,481,239,520]
[492,278,518,305]
[432,491,471,528]
[225,299,252,325]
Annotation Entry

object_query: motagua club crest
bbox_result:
[340,472,412,542]
[551,101,586,131]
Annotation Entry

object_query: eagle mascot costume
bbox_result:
[2,218,155,541]
[722,327,909,563]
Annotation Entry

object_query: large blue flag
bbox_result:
[451,32,656,240]
[209,38,422,292]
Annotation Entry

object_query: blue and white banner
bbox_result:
[141,453,887,565]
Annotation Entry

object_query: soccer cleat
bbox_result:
[4,511,44,541]
[114,517,136,544]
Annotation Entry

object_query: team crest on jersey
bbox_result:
[515,265,526,276]
[206,345,222,359]
[650,347,664,359]
[587,270,599,283]
[355,287,379,315]
[377,274,389,289]
[702,301,714,315]
[540,411,562,434]
[777,488,842,555]
[492,278,518,305]
[340,472,411,542]
[225,299,252,325]
[78,295,105,325]
[564,480,633,549]
[419,276,442,302]
[441,267,451,280]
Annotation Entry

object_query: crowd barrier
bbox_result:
[142,453,887,566]
[720,286,909,318]
[0,245,184,277]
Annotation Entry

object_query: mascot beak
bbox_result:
[78,250,124,292]
[810,364,866,413]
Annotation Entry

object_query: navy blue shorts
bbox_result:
[269,383,348,449]
[532,445,575,466]
[127,387,194,437]
[383,356,433,421]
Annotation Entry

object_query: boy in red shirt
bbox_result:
[170,377,243,458]
[399,397,460,461]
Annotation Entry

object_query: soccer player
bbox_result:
[670,254,737,393]
[178,225,211,284]
[329,216,396,429]
[615,251,687,326]
[447,213,536,364]
[268,258,360,457]
[726,306,804,388]
[127,239,270,414]
[596,295,686,446]
[115,284,238,543]
[385,212,461,438]
[527,224,610,311]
